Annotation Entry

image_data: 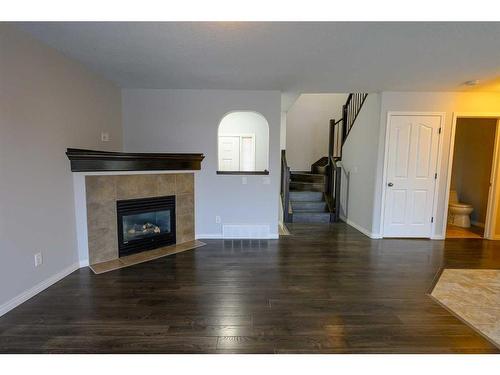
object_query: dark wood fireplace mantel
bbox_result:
[66,148,205,172]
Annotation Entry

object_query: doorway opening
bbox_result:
[445,116,500,239]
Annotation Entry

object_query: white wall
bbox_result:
[280,111,287,150]
[373,91,500,238]
[286,93,348,171]
[122,89,281,238]
[218,111,269,171]
[339,94,382,236]
[0,25,122,312]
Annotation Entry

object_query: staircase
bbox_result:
[289,169,330,223]
[281,93,368,225]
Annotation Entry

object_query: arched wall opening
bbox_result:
[217,111,270,172]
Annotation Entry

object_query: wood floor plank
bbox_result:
[0,222,499,353]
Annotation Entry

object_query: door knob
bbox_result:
[387,182,394,187]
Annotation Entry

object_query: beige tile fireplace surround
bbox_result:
[86,173,195,265]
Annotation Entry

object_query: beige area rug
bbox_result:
[90,240,206,274]
[431,268,500,347]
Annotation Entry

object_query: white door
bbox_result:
[240,135,256,171]
[383,114,442,237]
[218,136,240,171]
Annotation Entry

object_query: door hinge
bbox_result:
[434,173,438,179]
[431,217,434,223]
[438,127,442,134]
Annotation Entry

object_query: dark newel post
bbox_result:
[328,119,335,159]
[284,166,290,222]
[328,119,335,198]
[280,151,284,195]
[334,165,342,222]
[342,104,348,146]
[281,150,291,223]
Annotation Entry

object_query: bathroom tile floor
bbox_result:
[446,224,484,239]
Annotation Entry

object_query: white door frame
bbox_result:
[380,112,446,238]
[443,113,500,240]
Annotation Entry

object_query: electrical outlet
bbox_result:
[101,131,110,142]
[242,177,247,185]
[34,252,43,267]
[215,216,221,224]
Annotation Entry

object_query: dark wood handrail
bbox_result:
[342,93,368,143]
[326,124,341,222]
[281,150,292,223]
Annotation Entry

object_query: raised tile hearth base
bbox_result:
[90,240,206,274]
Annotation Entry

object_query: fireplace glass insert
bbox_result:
[117,195,176,257]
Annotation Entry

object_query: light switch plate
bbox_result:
[34,252,43,267]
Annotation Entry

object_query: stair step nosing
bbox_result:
[291,173,326,177]
[290,181,323,185]
[293,213,330,216]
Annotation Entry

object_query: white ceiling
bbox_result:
[16,22,500,92]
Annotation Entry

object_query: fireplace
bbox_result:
[117,195,176,257]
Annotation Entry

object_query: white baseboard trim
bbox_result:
[196,234,279,239]
[431,234,446,240]
[0,262,80,317]
[79,259,89,268]
[341,216,382,239]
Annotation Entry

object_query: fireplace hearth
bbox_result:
[117,195,176,257]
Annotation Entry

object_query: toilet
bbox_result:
[448,190,474,228]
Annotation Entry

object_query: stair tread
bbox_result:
[293,190,323,195]
[291,181,323,185]
[290,200,326,203]
[290,194,323,196]
[292,210,331,223]
[290,192,324,200]
[290,181,325,192]
[291,172,325,177]
[293,212,329,215]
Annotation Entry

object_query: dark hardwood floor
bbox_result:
[1,223,499,353]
